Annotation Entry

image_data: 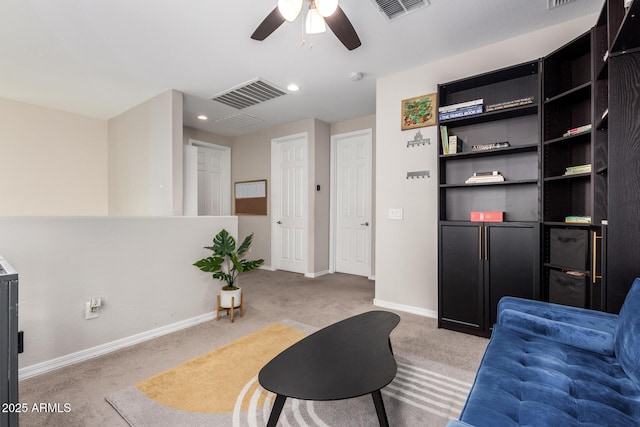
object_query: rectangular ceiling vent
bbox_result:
[213,112,264,129]
[371,0,429,21]
[548,0,577,9]
[211,78,286,109]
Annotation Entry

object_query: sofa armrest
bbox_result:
[498,297,618,356]
[445,421,474,427]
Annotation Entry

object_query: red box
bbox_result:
[470,211,504,222]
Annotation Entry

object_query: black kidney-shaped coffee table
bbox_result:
[258,310,401,427]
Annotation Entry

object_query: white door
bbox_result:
[271,133,308,274]
[196,145,230,216]
[332,129,372,277]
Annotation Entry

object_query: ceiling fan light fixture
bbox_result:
[277,0,303,22]
[315,0,338,17]
[305,2,327,34]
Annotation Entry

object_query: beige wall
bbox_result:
[375,14,598,316]
[0,216,237,376]
[0,98,108,215]
[313,119,331,274]
[108,90,183,216]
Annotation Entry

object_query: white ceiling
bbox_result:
[0,0,603,137]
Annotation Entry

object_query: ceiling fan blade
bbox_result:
[251,7,286,41]
[324,5,361,51]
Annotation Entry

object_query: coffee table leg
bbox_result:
[267,394,287,427]
[371,389,389,427]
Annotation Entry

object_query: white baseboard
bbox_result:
[304,270,330,278]
[368,275,375,281]
[259,265,276,271]
[373,298,437,319]
[19,312,216,381]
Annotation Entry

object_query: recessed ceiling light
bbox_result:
[287,83,300,92]
[197,115,208,120]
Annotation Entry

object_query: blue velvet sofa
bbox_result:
[447,278,640,427]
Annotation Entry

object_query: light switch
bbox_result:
[388,208,403,220]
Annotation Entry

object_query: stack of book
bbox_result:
[485,96,534,112]
[438,99,483,121]
[465,171,505,184]
[565,216,591,224]
[564,164,592,175]
[562,124,592,137]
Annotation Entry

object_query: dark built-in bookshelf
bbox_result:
[438,0,640,337]
[437,61,541,337]
[542,31,598,310]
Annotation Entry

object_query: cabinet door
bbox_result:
[485,224,539,326]
[439,224,484,332]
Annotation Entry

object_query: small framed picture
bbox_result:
[401,93,437,130]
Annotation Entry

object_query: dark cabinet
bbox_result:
[439,222,539,337]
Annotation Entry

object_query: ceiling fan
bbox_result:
[251,0,361,51]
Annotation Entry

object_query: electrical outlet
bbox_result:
[85,302,99,320]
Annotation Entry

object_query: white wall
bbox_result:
[374,14,598,316]
[0,216,237,377]
[108,90,183,216]
[0,98,108,215]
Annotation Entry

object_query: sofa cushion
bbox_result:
[460,325,640,427]
[615,278,640,390]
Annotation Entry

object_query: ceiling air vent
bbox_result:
[211,78,286,109]
[371,0,430,21]
[213,112,264,129]
[548,0,577,9]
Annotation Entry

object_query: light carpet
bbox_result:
[106,320,475,426]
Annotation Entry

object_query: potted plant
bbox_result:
[194,229,264,309]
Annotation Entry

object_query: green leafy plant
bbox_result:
[193,229,264,290]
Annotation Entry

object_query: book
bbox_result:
[485,96,534,112]
[438,105,483,121]
[440,125,449,154]
[438,98,483,113]
[470,211,504,222]
[473,171,501,176]
[465,173,505,184]
[562,124,592,137]
[564,164,592,175]
[471,142,510,151]
[565,216,591,224]
[448,135,463,154]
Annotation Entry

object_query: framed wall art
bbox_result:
[401,93,437,130]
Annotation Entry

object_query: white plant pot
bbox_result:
[220,287,241,308]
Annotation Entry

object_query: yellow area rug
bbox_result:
[107,319,475,426]
[136,322,305,414]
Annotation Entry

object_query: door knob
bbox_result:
[276,220,282,224]
[361,222,369,226]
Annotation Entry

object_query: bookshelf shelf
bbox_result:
[439,143,537,160]
[543,132,591,146]
[544,82,591,104]
[544,173,590,182]
[439,104,537,127]
[441,179,537,189]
